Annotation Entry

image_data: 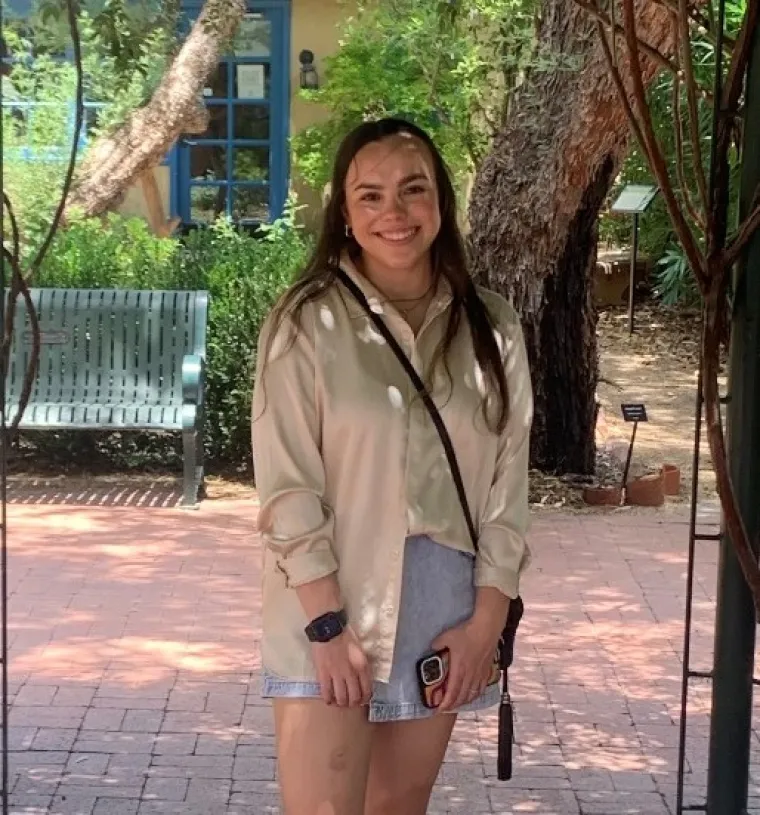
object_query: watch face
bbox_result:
[306,610,346,643]
[316,616,340,640]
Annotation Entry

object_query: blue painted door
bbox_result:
[176,1,290,227]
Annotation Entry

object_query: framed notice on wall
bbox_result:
[237,64,265,99]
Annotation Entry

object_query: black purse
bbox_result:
[336,268,523,781]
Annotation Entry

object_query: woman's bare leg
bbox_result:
[364,714,457,815]
[274,699,374,815]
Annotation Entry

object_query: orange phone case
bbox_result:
[417,649,450,709]
[417,649,501,709]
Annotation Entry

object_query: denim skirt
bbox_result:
[262,534,500,722]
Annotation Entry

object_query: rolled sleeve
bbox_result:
[252,303,339,588]
[474,527,528,599]
[270,539,338,588]
[475,305,534,598]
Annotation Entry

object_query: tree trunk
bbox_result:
[468,0,675,473]
[64,0,246,220]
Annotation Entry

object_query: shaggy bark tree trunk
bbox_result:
[468,0,676,473]
[64,0,246,220]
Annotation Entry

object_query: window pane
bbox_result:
[234,105,269,140]
[84,106,101,141]
[234,14,271,57]
[191,185,228,223]
[234,147,268,182]
[232,186,269,222]
[234,63,270,99]
[196,104,228,140]
[190,145,227,182]
[202,63,228,100]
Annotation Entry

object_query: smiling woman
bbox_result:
[343,135,442,333]
[251,118,534,815]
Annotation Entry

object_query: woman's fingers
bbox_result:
[439,659,465,712]
[455,677,472,709]
[345,670,364,707]
[441,656,492,711]
[471,672,490,701]
[332,676,349,707]
[358,663,373,705]
[319,670,334,705]
[312,626,373,708]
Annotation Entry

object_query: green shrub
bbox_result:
[598,1,747,305]
[35,207,310,468]
[179,216,310,463]
[291,0,543,198]
[652,245,700,307]
[2,6,177,259]
[38,215,182,288]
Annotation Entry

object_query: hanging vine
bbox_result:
[2,0,84,431]
[575,0,760,611]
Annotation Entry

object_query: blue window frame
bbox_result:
[174,0,291,228]
[1,97,105,162]
[2,2,109,160]
[2,53,104,162]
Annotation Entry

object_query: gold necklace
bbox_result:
[386,281,436,312]
[396,297,431,315]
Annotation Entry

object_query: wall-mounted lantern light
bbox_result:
[299,49,319,90]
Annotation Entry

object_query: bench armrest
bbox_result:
[182,354,206,406]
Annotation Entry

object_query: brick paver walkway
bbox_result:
[4,493,760,814]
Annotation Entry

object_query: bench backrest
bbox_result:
[7,288,209,407]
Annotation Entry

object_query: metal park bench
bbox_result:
[5,288,209,506]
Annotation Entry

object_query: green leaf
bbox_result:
[290,0,542,194]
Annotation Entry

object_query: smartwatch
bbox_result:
[304,609,348,643]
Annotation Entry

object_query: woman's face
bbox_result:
[343,133,441,273]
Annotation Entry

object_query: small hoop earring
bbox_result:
[345,225,353,238]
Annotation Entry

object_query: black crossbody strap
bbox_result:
[336,268,479,550]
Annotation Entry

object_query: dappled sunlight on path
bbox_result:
[4,494,760,813]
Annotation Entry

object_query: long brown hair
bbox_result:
[266,117,510,433]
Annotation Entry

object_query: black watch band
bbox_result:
[304,609,348,643]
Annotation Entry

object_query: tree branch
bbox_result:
[1,251,41,435]
[708,1,736,257]
[672,61,706,230]
[651,0,737,51]
[596,22,649,160]
[2,193,21,270]
[722,0,760,114]
[572,0,681,76]
[0,195,22,383]
[2,0,82,427]
[618,0,708,288]
[702,296,760,616]
[65,0,246,219]
[585,0,760,612]
[725,195,760,268]
[29,0,83,278]
[706,0,716,32]
[679,0,711,224]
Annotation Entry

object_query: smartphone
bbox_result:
[417,648,450,709]
[416,648,501,710]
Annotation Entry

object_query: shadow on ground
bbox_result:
[5,499,760,814]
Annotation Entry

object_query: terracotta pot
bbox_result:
[583,484,623,506]
[661,464,681,496]
[625,473,665,507]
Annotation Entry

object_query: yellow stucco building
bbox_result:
[114,0,350,233]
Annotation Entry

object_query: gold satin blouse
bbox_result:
[252,258,533,682]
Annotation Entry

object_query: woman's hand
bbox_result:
[431,589,509,713]
[311,625,373,708]
[295,575,373,708]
